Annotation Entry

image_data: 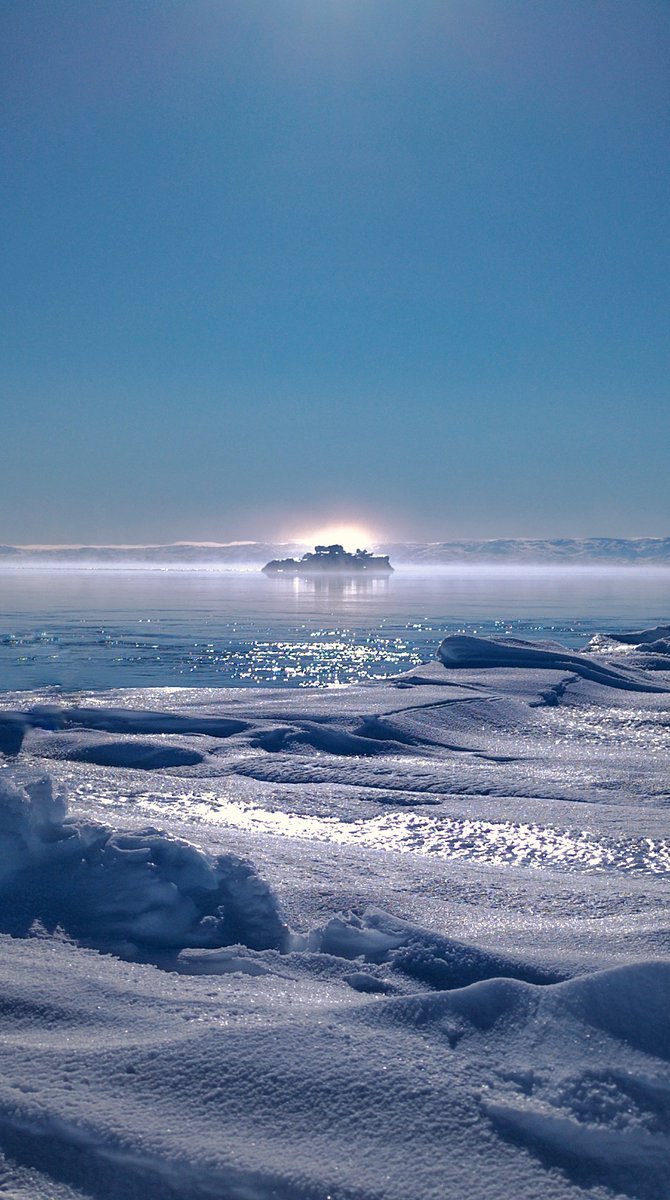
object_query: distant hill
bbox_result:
[0,542,303,567]
[376,538,670,565]
[1,538,669,567]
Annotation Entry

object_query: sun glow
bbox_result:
[295,523,377,552]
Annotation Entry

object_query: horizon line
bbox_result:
[4,534,670,552]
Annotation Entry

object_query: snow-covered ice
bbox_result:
[0,630,669,1198]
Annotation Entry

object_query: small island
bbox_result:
[262,544,394,576]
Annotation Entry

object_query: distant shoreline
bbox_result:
[2,537,670,568]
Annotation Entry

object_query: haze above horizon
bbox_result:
[2,1,668,544]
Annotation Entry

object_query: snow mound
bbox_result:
[607,624,670,645]
[557,959,670,1059]
[486,1096,670,1200]
[437,634,669,692]
[48,738,205,769]
[479,963,670,1200]
[0,706,249,758]
[423,959,670,1058]
[307,907,560,988]
[0,774,286,955]
[594,626,670,670]
[27,704,248,738]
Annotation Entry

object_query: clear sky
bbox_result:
[2,0,668,544]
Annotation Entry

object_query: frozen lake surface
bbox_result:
[1,565,669,690]
[0,570,669,1198]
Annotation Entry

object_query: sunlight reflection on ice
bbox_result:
[114,787,670,878]
[545,704,670,751]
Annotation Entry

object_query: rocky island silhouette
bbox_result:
[262,544,394,576]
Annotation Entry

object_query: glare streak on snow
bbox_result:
[544,703,670,751]
[92,786,670,878]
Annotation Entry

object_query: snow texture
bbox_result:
[436,633,670,691]
[0,775,286,954]
[0,630,669,1198]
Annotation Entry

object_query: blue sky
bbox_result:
[2,0,668,543]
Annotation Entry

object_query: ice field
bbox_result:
[0,598,669,1198]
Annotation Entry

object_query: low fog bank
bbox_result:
[2,537,670,569]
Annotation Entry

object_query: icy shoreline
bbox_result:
[0,632,669,1198]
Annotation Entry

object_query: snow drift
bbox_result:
[306,907,561,989]
[0,624,669,1198]
[437,633,670,691]
[0,774,286,954]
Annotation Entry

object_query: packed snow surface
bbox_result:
[0,630,669,1198]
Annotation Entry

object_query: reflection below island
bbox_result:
[266,574,391,601]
